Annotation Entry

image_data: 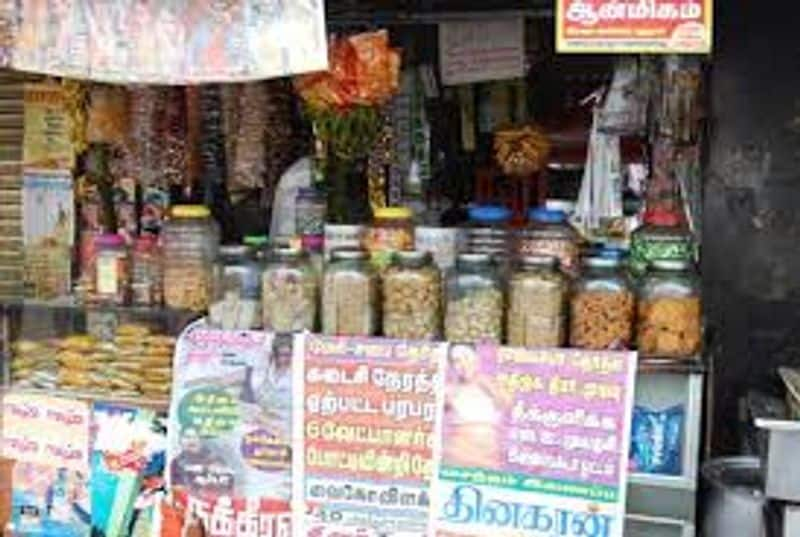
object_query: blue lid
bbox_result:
[528,208,567,224]
[468,205,512,224]
[598,247,629,260]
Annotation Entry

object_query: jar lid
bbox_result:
[520,255,559,268]
[95,233,125,248]
[172,205,210,219]
[274,246,305,259]
[651,259,693,271]
[134,235,158,252]
[374,206,413,220]
[468,205,511,224]
[597,247,628,260]
[457,252,492,266]
[644,208,683,227]
[583,255,621,269]
[301,234,324,251]
[243,235,269,247]
[220,245,250,258]
[635,224,692,243]
[395,250,432,267]
[331,248,368,261]
[528,207,568,224]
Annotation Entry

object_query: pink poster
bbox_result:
[435,344,636,537]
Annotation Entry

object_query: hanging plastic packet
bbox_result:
[128,86,161,188]
[597,56,651,135]
[573,108,622,238]
[630,404,684,476]
[229,82,268,195]
[159,87,188,190]
[263,79,299,204]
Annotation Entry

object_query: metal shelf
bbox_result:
[629,472,697,491]
[638,355,706,375]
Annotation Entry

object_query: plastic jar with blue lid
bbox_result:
[516,207,580,276]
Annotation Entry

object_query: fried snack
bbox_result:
[116,323,151,337]
[382,262,442,340]
[494,125,551,177]
[570,291,635,350]
[59,334,97,352]
[637,296,701,357]
[445,287,504,344]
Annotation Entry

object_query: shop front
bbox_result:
[0,1,785,536]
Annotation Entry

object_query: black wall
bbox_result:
[705,1,800,451]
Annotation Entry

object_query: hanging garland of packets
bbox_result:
[294,30,401,224]
[367,106,394,211]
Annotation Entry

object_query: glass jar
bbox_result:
[210,245,262,329]
[295,187,327,237]
[517,208,580,276]
[322,249,379,336]
[162,205,220,312]
[383,251,442,340]
[507,255,568,348]
[570,255,635,350]
[637,260,701,358]
[131,236,163,307]
[262,246,318,333]
[365,207,415,271]
[445,253,504,344]
[414,226,462,274]
[629,223,694,277]
[93,233,130,306]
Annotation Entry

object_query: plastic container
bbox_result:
[210,245,262,330]
[637,259,701,357]
[244,235,270,262]
[702,457,767,537]
[295,187,327,237]
[262,246,318,333]
[630,221,694,277]
[570,254,635,350]
[445,253,504,344]
[517,208,580,276]
[162,205,220,312]
[92,233,130,306]
[383,251,442,340]
[465,205,512,276]
[365,207,415,270]
[465,205,511,254]
[131,236,163,307]
[414,227,462,274]
[322,249,379,336]
[507,255,568,348]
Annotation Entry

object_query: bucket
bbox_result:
[702,457,767,537]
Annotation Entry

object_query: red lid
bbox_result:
[644,208,683,227]
[134,235,159,252]
[94,233,125,248]
[301,234,324,252]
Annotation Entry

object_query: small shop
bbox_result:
[0,1,791,537]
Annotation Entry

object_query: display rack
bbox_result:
[0,300,197,398]
[627,355,705,537]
